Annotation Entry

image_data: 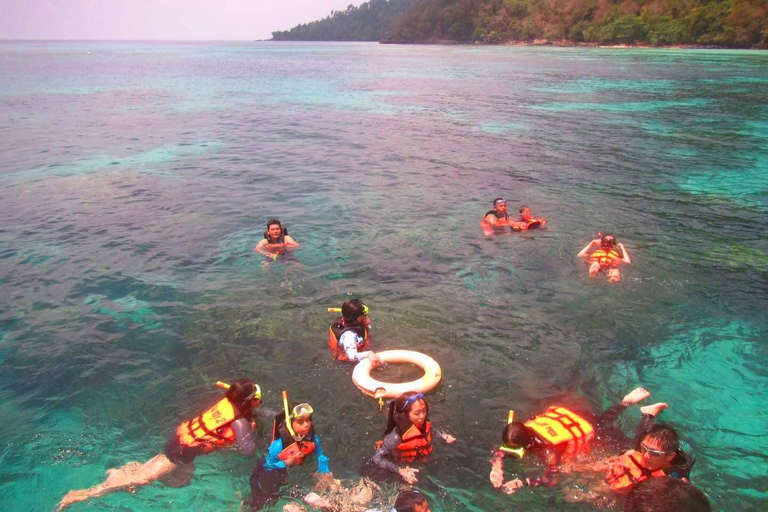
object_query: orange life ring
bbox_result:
[352,350,442,399]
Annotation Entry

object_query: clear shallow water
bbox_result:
[0,41,766,511]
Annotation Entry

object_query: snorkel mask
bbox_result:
[327,304,370,316]
[282,390,313,442]
[500,410,527,458]
[216,380,262,401]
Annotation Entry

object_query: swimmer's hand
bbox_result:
[501,478,525,494]
[490,467,504,488]
[285,452,305,467]
[368,352,383,368]
[312,472,340,493]
[640,402,668,417]
[441,433,456,444]
[622,387,650,406]
[398,466,419,484]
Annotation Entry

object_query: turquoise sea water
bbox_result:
[0,42,766,511]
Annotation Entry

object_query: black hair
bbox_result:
[519,205,530,214]
[266,219,282,229]
[492,198,506,206]
[385,392,429,436]
[225,379,258,419]
[601,233,617,248]
[341,299,365,321]
[394,489,428,512]
[643,423,680,453]
[502,421,533,448]
[624,477,712,512]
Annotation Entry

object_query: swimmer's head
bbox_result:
[226,379,261,410]
[519,205,531,217]
[600,233,617,249]
[502,421,533,456]
[394,489,431,512]
[265,219,283,239]
[341,299,367,322]
[493,198,507,210]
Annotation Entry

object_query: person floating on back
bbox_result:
[578,233,631,282]
[254,219,299,261]
[509,205,547,232]
[57,379,263,510]
[328,299,381,367]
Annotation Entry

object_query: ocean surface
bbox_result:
[0,41,766,511]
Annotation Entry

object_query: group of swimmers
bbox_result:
[482,198,631,282]
[56,210,712,511]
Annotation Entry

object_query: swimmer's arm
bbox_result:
[253,408,277,420]
[618,243,631,264]
[232,418,256,455]
[264,439,289,470]
[313,435,331,474]
[433,427,456,443]
[372,431,402,475]
[254,240,276,257]
[490,451,505,487]
[283,235,300,250]
[484,214,498,225]
[578,240,599,257]
[339,331,366,362]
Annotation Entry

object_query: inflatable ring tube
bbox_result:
[352,350,442,399]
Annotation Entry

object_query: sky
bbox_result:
[0,0,367,41]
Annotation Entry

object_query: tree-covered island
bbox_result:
[271,0,767,48]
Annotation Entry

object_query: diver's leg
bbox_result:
[607,269,621,282]
[589,262,601,278]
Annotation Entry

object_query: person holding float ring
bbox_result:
[250,392,334,511]
[490,387,659,494]
[481,198,510,234]
[578,232,631,282]
[254,218,299,261]
[365,392,455,484]
[58,379,264,511]
[328,299,382,367]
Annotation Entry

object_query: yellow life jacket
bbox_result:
[524,407,594,460]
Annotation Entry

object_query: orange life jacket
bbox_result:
[328,319,370,362]
[589,248,622,267]
[396,421,433,462]
[175,398,241,453]
[524,407,595,462]
[606,452,666,491]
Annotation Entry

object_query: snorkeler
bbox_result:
[328,299,381,367]
[577,233,631,282]
[254,219,300,260]
[367,392,455,484]
[481,198,510,234]
[57,379,263,511]
[509,205,547,231]
[490,387,655,493]
[250,394,335,511]
[603,423,695,492]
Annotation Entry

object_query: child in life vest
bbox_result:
[369,392,455,484]
[490,387,654,494]
[57,379,262,511]
[328,299,381,367]
[578,233,631,282]
[250,399,334,511]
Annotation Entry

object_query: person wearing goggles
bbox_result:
[58,379,263,510]
[603,422,694,492]
[251,398,334,511]
[367,392,455,485]
[509,204,547,232]
[481,198,511,233]
[577,232,631,282]
[491,387,657,494]
[328,298,381,367]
